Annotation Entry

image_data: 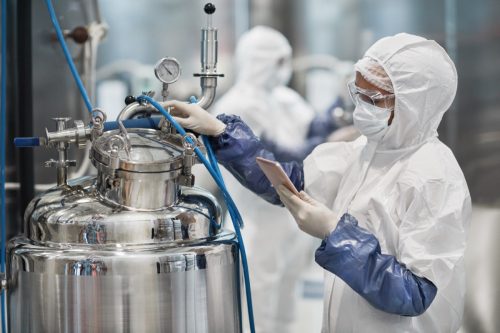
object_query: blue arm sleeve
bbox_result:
[257,97,345,162]
[315,213,437,316]
[208,114,304,205]
[307,97,343,138]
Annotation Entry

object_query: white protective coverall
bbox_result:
[303,33,471,332]
[213,26,317,332]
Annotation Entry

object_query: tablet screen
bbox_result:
[256,157,300,196]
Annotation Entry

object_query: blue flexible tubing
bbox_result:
[1,0,8,329]
[202,134,244,227]
[136,95,255,333]
[44,0,93,113]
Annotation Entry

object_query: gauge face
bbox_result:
[154,57,181,84]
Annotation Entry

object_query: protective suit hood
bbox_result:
[234,26,292,90]
[365,33,458,150]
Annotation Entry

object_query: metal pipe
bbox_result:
[17,0,35,224]
[116,84,217,120]
[195,76,217,109]
[46,126,92,145]
[117,101,160,122]
[53,118,71,186]
[56,145,67,186]
[200,29,218,74]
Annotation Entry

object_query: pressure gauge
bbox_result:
[154,57,181,84]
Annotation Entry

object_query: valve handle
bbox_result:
[204,3,216,14]
[14,137,41,147]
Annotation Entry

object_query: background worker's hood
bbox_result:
[234,25,292,90]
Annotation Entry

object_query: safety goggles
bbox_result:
[347,81,395,109]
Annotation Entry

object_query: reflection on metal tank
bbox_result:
[7,127,240,332]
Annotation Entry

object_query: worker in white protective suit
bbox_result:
[212,26,340,333]
[163,33,471,332]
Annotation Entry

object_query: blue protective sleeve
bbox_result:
[255,98,344,162]
[209,114,304,205]
[315,213,437,316]
[307,96,343,138]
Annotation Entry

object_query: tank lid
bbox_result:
[91,129,184,173]
[24,177,226,245]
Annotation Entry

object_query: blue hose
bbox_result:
[0,0,7,329]
[202,133,244,227]
[103,117,161,131]
[136,95,255,333]
[43,0,93,113]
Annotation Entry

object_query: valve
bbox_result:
[90,108,107,141]
[44,118,77,187]
[51,26,89,44]
[124,95,136,105]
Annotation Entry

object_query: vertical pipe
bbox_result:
[17,0,34,225]
[1,0,7,330]
[54,119,69,186]
[444,0,458,150]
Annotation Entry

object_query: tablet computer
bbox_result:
[256,157,300,196]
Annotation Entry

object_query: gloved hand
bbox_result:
[163,100,226,136]
[277,185,338,239]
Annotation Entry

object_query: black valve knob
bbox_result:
[51,26,89,44]
[68,26,89,44]
[204,3,216,14]
[124,95,136,105]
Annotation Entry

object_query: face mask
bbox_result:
[353,100,392,141]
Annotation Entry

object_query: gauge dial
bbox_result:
[154,57,181,84]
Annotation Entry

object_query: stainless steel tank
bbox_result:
[7,127,241,333]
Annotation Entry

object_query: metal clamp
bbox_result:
[90,108,107,141]
[179,133,199,187]
[182,133,198,150]
[106,135,128,169]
